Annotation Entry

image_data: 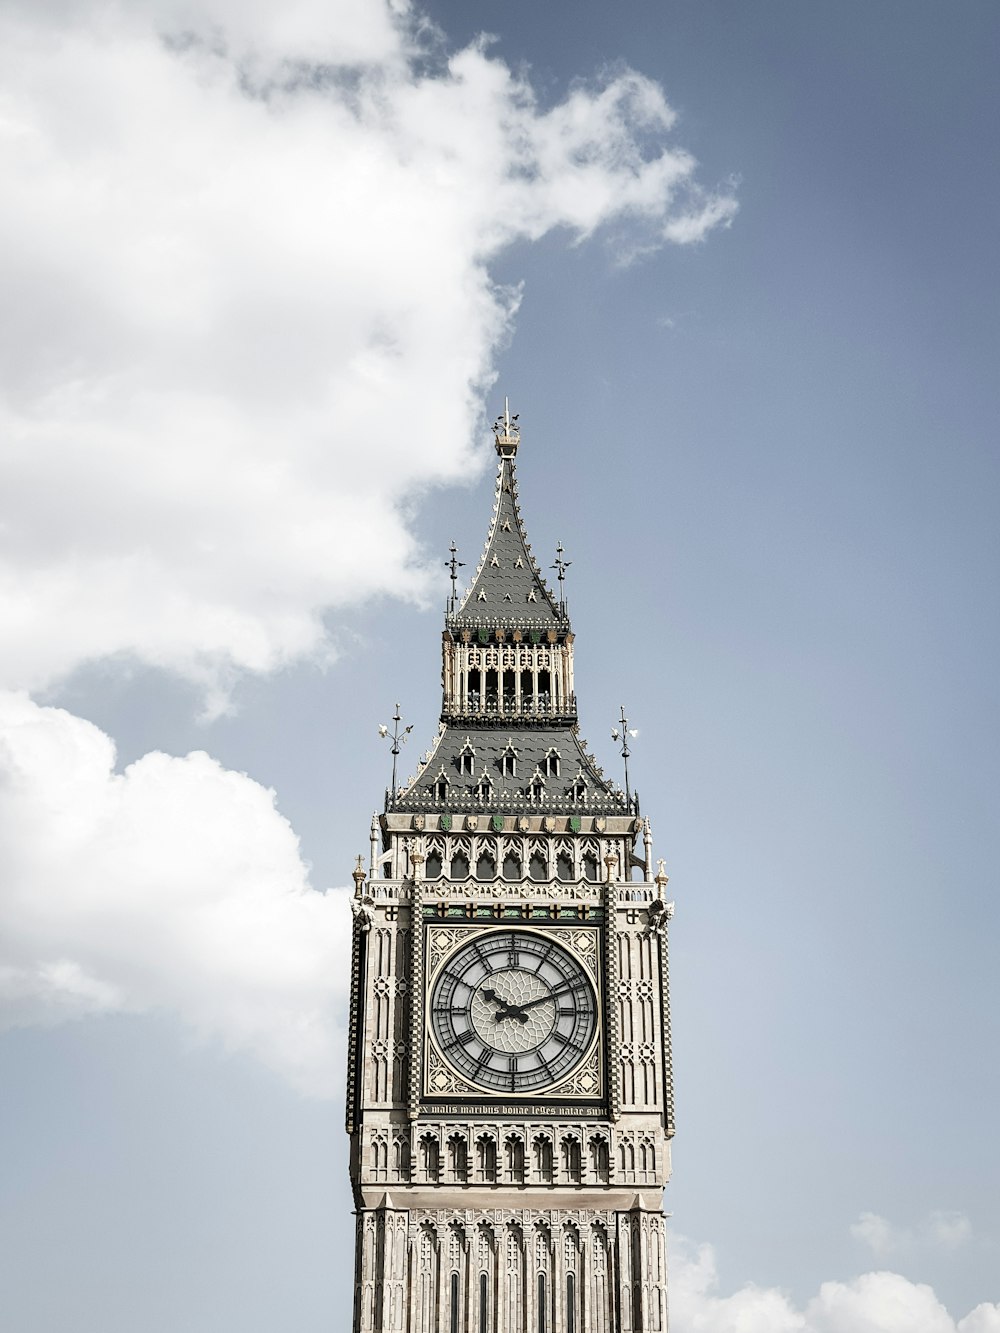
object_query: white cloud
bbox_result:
[0,0,736,707]
[852,1212,898,1257]
[852,1210,974,1258]
[0,690,347,1095]
[670,1236,1000,1333]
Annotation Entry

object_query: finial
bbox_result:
[446,540,465,612]
[610,705,639,806]
[352,854,366,892]
[492,397,520,456]
[378,704,413,798]
[655,858,669,890]
[551,543,572,613]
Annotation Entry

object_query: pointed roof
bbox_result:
[450,411,566,628]
[391,722,625,812]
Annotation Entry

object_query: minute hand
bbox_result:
[515,987,572,1014]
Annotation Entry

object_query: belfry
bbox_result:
[347,406,675,1332]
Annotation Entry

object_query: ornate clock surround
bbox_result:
[423,922,605,1106]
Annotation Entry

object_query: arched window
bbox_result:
[582,853,598,882]
[503,851,522,881]
[502,669,516,712]
[566,1273,576,1333]
[476,847,497,879]
[451,1272,460,1333]
[479,1272,488,1333]
[420,1133,440,1182]
[451,850,470,879]
[542,749,560,777]
[505,1136,524,1183]
[448,1134,469,1182]
[533,1136,553,1183]
[589,1136,610,1183]
[458,743,475,776]
[485,668,499,711]
[556,852,573,881]
[537,669,551,711]
[433,773,448,801]
[537,1273,547,1333]
[520,668,533,709]
[499,745,517,778]
[529,851,547,881]
[561,1137,581,1182]
[425,850,442,879]
[476,1135,497,1183]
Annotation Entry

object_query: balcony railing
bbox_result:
[443,692,577,718]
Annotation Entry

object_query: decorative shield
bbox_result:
[569,815,582,834]
[595,817,607,833]
[439,813,452,832]
[466,815,479,831]
[517,815,530,833]
[477,627,489,644]
[412,814,425,831]
[543,816,556,833]
[490,814,504,833]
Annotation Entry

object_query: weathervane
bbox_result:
[446,540,465,612]
[611,705,639,804]
[551,542,571,612]
[378,704,413,798]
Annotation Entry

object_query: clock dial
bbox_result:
[430,930,597,1093]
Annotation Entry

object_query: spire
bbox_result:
[452,405,564,627]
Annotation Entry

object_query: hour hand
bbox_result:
[482,988,513,1016]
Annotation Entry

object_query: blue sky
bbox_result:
[1,2,998,1330]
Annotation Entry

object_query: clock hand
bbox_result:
[512,991,558,1014]
[481,988,519,1019]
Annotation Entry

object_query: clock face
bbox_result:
[430,930,598,1093]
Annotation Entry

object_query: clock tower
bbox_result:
[347,407,675,1332]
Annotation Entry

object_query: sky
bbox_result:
[1,1,999,1330]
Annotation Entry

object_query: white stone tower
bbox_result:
[347,407,675,1332]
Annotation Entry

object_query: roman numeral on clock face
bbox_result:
[552,1030,581,1050]
[444,1029,477,1050]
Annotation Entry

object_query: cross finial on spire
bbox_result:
[446,540,465,612]
[611,705,639,806]
[378,704,413,798]
[551,542,572,612]
[492,397,519,456]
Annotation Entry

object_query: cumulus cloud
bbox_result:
[0,690,346,1095]
[0,0,736,707]
[670,1237,1000,1333]
[852,1210,974,1258]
